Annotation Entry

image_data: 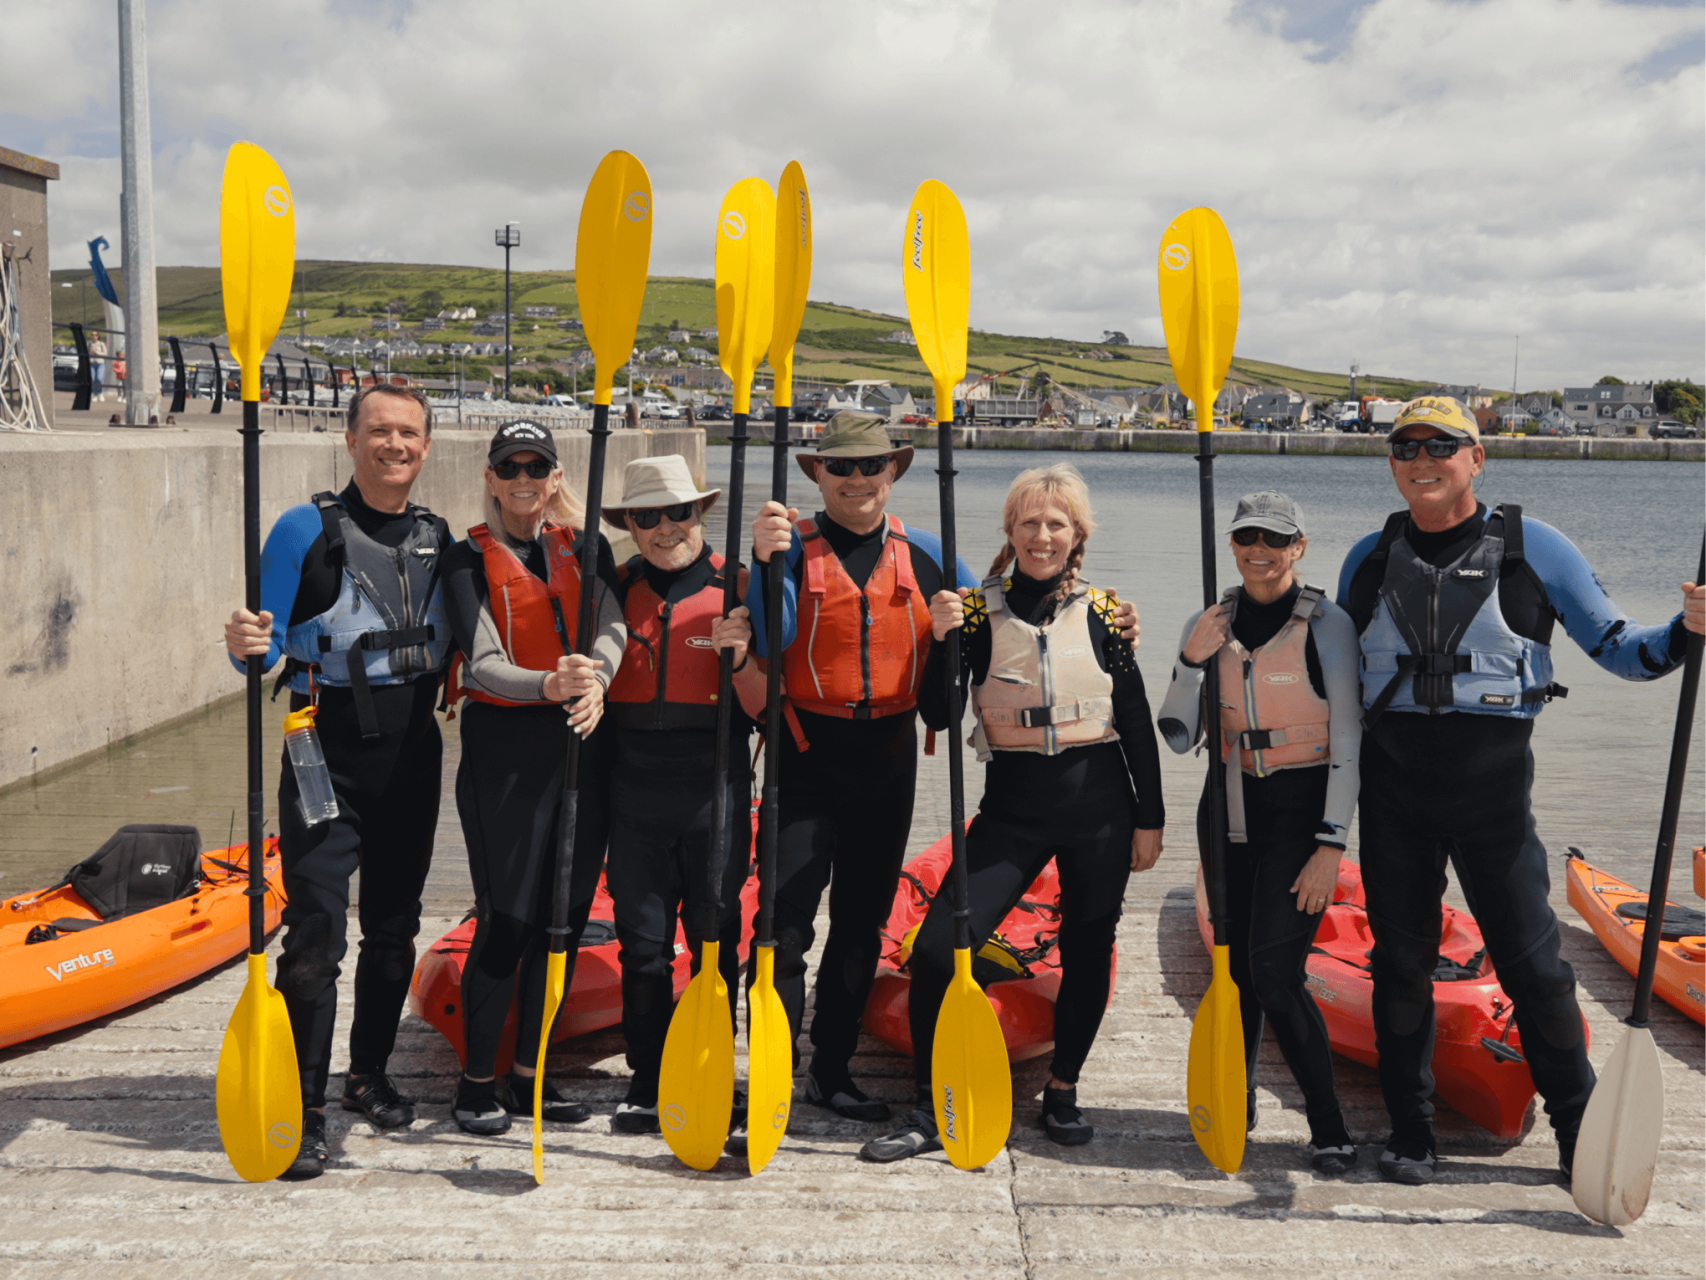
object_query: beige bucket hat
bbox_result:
[601,454,721,527]
[797,410,915,481]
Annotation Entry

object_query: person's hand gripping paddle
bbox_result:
[903,179,1012,1171]
[1572,539,1704,1225]
[659,176,775,1171]
[744,160,811,1176]
[531,150,653,1185]
[214,141,302,1183]
[1158,207,1245,1175]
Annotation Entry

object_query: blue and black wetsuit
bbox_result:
[238,481,452,1111]
[1338,502,1689,1149]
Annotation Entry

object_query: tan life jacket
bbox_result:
[970,576,1120,761]
[1212,583,1331,842]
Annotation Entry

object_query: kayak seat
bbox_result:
[59,824,202,923]
[1614,900,1706,940]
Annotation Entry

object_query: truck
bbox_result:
[1352,397,1402,434]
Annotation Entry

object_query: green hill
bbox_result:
[49,261,1427,401]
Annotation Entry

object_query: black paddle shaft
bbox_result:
[548,403,613,956]
[241,399,266,955]
[937,419,972,951]
[1196,429,1231,947]
[757,406,790,947]
[1629,538,1705,1027]
[703,411,750,944]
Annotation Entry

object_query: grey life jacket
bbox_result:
[280,491,450,738]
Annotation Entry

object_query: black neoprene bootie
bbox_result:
[454,1076,511,1136]
[505,1071,592,1124]
[1041,1086,1093,1146]
[278,1110,327,1181]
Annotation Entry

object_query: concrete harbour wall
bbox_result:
[0,425,703,790]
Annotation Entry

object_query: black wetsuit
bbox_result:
[606,546,754,1099]
[442,532,618,1080]
[1193,585,1348,1147]
[747,513,969,1080]
[267,482,451,1111]
[907,570,1166,1091]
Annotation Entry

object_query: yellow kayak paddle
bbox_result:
[532,150,654,1185]
[903,179,1012,1171]
[1157,207,1246,1175]
[214,140,303,1184]
[744,159,813,1176]
[659,175,775,1171]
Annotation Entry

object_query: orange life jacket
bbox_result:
[1213,583,1332,842]
[449,522,581,708]
[607,552,731,731]
[781,515,932,740]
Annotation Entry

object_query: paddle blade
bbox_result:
[531,949,567,1185]
[1572,1024,1665,1225]
[658,940,736,1170]
[745,945,793,1174]
[901,180,969,421]
[715,178,777,416]
[1156,208,1239,427]
[771,161,813,408]
[1187,944,1247,1173]
[218,143,296,402]
[216,952,302,1182]
[931,947,1011,1170]
[575,151,654,403]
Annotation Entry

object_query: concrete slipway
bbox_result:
[1,740,1701,1277]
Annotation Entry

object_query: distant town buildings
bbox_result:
[523,304,557,318]
[438,306,478,321]
[881,330,917,346]
[667,328,692,343]
[1561,383,1656,429]
[417,317,445,332]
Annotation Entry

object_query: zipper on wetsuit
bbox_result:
[1038,630,1052,754]
[1425,566,1441,714]
[654,601,673,729]
[1242,656,1264,777]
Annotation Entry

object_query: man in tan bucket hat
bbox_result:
[599,454,763,1138]
[742,411,1138,1130]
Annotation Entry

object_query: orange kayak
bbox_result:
[862,829,1114,1062]
[1,839,286,1050]
[1565,851,1705,1026]
[1193,860,1579,1139]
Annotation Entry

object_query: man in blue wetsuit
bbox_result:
[1337,395,1705,1187]
[223,384,453,1179]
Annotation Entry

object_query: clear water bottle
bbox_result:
[283,706,339,826]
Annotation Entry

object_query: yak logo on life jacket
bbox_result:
[1262,672,1301,686]
[685,636,715,649]
[1453,568,1489,579]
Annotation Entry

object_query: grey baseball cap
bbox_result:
[1227,490,1305,537]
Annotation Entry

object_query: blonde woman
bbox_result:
[861,462,1166,1162]
[440,421,626,1135]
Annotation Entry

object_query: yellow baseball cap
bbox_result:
[1388,396,1479,443]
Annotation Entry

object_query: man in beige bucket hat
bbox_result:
[741,411,1140,1130]
[599,454,763,1138]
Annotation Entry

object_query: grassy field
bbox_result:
[48,261,1429,400]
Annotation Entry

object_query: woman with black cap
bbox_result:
[1156,490,1363,1174]
[440,421,627,1134]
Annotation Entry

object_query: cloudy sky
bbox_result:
[5,0,1701,389]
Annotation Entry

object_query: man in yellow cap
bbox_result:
[1337,395,1705,1188]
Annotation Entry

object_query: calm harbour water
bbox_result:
[2,446,1700,912]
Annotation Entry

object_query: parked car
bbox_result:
[1651,419,1699,439]
[697,405,731,421]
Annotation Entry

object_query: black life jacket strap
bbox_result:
[312,491,346,562]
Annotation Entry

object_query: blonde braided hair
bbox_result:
[986,462,1096,616]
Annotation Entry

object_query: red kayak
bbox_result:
[410,814,761,1073]
[1192,860,1586,1139]
[863,829,1115,1062]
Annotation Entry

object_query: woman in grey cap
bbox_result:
[1156,490,1363,1174]
[439,421,627,1135]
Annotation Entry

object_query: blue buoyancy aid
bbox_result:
[1358,504,1566,727]
[281,492,449,736]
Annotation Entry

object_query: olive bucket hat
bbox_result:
[797,410,914,481]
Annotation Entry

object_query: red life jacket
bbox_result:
[449,522,581,708]
[607,552,731,731]
[781,515,931,743]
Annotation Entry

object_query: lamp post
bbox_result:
[494,221,519,400]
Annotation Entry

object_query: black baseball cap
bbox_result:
[488,420,558,466]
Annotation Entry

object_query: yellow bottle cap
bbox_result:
[282,705,319,734]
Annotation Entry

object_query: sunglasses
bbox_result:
[629,501,700,530]
[492,459,554,480]
[1232,528,1299,549]
[820,456,892,478]
[1390,437,1466,461]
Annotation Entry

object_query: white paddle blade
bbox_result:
[1572,1025,1665,1225]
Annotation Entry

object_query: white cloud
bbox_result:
[3,0,1700,389]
